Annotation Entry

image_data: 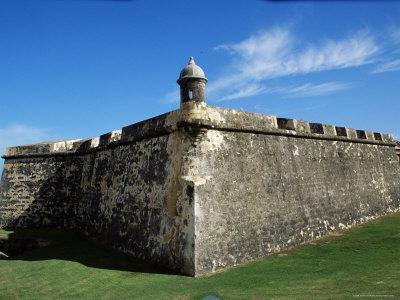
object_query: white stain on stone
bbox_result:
[323,220,329,230]
[181,175,211,186]
[90,137,100,148]
[293,145,299,156]
[195,201,203,220]
[110,129,122,142]
[199,130,225,152]
[52,139,82,152]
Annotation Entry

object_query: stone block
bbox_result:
[347,128,357,139]
[323,124,336,136]
[294,120,311,133]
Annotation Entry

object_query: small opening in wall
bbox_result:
[335,127,347,137]
[277,118,295,130]
[373,132,383,141]
[310,123,324,134]
[356,130,367,139]
[396,144,400,164]
[189,90,193,100]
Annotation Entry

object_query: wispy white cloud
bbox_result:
[162,26,396,103]
[254,103,329,116]
[0,124,49,169]
[217,83,265,102]
[369,25,400,74]
[0,124,49,152]
[388,25,400,44]
[208,27,377,100]
[372,59,400,74]
[270,82,352,98]
[161,90,179,104]
[216,80,351,102]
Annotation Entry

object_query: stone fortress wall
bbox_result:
[1,58,399,276]
[1,102,400,275]
[187,105,400,274]
[0,109,198,275]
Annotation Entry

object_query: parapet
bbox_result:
[178,104,395,145]
[2,110,179,158]
[2,104,396,159]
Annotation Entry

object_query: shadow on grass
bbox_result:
[1,229,177,276]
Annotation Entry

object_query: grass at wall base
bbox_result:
[1,213,399,299]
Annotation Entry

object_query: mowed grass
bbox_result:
[1,213,400,299]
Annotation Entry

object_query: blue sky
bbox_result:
[1,0,400,168]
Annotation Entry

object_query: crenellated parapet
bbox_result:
[2,110,179,158]
[2,104,395,160]
[176,105,395,146]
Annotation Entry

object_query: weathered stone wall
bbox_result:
[174,104,400,275]
[192,130,400,274]
[0,156,66,228]
[1,103,399,276]
[62,131,195,275]
[0,110,197,275]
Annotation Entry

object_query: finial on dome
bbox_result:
[177,56,207,84]
[177,57,207,106]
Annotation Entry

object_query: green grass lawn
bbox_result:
[1,213,400,299]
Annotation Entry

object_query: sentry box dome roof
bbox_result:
[177,57,207,84]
